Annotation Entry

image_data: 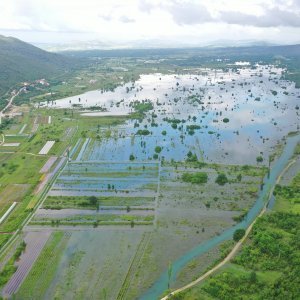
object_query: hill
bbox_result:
[0,35,74,99]
[63,44,300,87]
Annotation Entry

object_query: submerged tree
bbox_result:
[215,173,228,185]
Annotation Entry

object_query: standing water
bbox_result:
[140,134,300,300]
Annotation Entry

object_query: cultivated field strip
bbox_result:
[76,138,90,161]
[117,232,152,300]
[2,231,51,297]
[39,156,58,173]
[39,141,55,155]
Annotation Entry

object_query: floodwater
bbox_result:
[140,133,300,300]
[42,65,299,165]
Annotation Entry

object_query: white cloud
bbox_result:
[0,0,299,46]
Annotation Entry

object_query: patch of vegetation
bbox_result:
[43,196,155,209]
[155,146,162,154]
[182,172,208,184]
[256,156,263,163]
[16,232,69,299]
[136,129,151,135]
[215,173,228,185]
[186,151,198,162]
[0,240,26,287]
[233,228,246,242]
[130,100,154,114]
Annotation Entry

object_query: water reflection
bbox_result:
[41,65,299,164]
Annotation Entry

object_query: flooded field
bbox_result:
[22,63,299,299]
[41,65,300,164]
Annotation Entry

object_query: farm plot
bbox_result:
[39,141,55,155]
[2,143,20,147]
[15,231,71,300]
[34,161,159,226]
[39,156,58,173]
[50,161,158,195]
[0,184,31,219]
[43,195,155,209]
[2,231,51,298]
[16,230,145,300]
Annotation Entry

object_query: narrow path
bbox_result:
[161,158,297,300]
[0,134,4,146]
[0,88,23,116]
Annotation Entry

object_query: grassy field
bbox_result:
[16,231,70,299]
[42,195,155,209]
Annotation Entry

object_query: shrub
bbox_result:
[182,172,208,184]
[155,146,162,153]
[233,228,246,241]
[136,129,150,135]
[186,151,198,162]
[256,156,263,163]
[215,173,228,185]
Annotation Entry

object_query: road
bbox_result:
[0,87,24,118]
[161,158,296,300]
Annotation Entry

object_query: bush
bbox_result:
[233,228,246,241]
[136,129,150,135]
[88,196,98,207]
[223,118,230,123]
[182,172,208,184]
[215,173,228,185]
[186,151,198,162]
[155,146,162,153]
[256,156,263,163]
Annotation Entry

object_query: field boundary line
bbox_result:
[117,232,152,300]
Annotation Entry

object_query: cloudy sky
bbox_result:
[0,0,299,48]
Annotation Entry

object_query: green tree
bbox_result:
[215,173,228,185]
[233,228,246,241]
[89,196,98,208]
[155,146,162,153]
[256,156,263,163]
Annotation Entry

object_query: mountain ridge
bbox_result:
[0,35,74,98]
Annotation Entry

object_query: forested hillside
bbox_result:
[0,35,74,103]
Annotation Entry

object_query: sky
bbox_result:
[0,0,300,49]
